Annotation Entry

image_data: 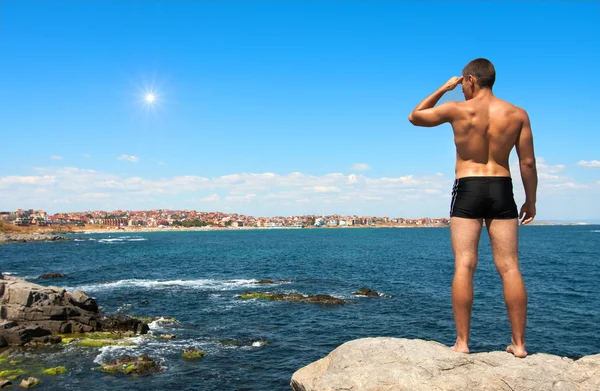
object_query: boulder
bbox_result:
[0,336,6,348]
[0,378,12,389]
[290,337,600,391]
[38,273,68,279]
[353,288,381,297]
[18,377,40,388]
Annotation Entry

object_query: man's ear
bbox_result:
[467,75,476,86]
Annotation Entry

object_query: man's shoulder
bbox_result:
[494,97,527,114]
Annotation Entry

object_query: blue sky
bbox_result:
[1,1,599,219]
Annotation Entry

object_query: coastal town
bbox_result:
[0,209,450,229]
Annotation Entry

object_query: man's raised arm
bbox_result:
[408,76,462,127]
[515,110,538,225]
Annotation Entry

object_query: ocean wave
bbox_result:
[69,278,260,293]
[97,236,148,243]
[592,230,600,233]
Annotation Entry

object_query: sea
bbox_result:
[1,226,599,390]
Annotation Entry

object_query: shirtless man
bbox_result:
[408,58,537,358]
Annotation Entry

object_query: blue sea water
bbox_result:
[1,226,599,390]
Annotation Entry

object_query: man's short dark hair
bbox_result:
[462,58,495,89]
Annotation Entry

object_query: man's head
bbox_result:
[461,58,495,99]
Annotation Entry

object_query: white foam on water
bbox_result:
[592,230,600,233]
[2,272,17,275]
[68,278,259,293]
[97,236,147,243]
[251,341,265,347]
[93,344,137,364]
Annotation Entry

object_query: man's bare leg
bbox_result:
[450,217,483,353]
[485,218,528,358]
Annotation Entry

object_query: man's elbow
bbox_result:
[520,158,536,171]
[408,112,420,126]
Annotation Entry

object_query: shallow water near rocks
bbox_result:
[1,226,599,390]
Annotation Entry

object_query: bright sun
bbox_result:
[145,93,156,103]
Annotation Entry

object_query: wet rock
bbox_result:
[42,367,66,376]
[98,314,149,335]
[158,334,177,340]
[100,354,161,375]
[256,279,274,284]
[38,273,68,279]
[0,336,6,348]
[353,288,381,297]
[0,378,12,388]
[23,335,62,347]
[182,348,206,360]
[18,377,40,388]
[239,291,346,305]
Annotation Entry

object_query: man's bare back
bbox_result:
[451,95,527,179]
[408,58,538,358]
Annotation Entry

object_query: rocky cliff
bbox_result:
[290,337,600,391]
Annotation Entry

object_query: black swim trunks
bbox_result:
[450,177,519,219]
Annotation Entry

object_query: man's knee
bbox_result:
[455,258,478,274]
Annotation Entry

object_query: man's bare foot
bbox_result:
[506,343,528,358]
[451,343,469,354]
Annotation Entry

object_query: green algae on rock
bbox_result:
[182,349,205,360]
[42,367,67,376]
[0,369,25,379]
[99,355,160,376]
[75,339,136,348]
[238,291,346,305]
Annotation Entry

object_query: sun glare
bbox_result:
[145,93,156,103]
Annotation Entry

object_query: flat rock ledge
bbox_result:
[290,337,600,391]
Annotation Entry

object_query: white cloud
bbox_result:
[83,154,91,158]
[351,163,369,171]
[50,156,63,160]
[118,155,140,163]
[158,161,166,165]
[225,194,257,201]
[1,158,598,219]
[82,192,110,199]
[577,160,600,168]
[313,186,341,193]
[201,194,219,202]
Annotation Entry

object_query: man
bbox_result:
[408,58,537,358]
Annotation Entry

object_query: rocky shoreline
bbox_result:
[0,274,148,347]
[0,233,70,245]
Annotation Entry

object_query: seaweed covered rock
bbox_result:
[42,367,67,376]
[239,291,346,305]
[182,348,205,360]
[100,355,160,375]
